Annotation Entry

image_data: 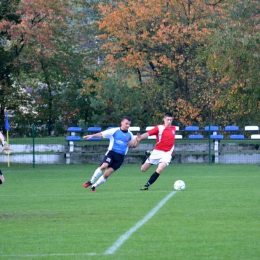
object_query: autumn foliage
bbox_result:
[95,0,259,126]
[1,0,259,129]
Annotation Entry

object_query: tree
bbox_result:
[0,0,21,131]
[0,0,98,133]
[96,0,227,126]
[207,0,260,125]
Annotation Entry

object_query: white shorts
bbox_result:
[145,149,172,166]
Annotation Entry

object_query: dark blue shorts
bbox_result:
[101,150,125,171]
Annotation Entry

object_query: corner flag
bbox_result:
[5,115,10,131]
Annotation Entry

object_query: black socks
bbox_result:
[145,172,160,187]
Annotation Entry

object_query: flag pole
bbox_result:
[7,130,10,167]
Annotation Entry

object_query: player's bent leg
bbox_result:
[156,162,168,174]
[142,150,151,165]
[140,162,167,191]
[103,167,115,178]
[91,175,106,192]
[90,167,103,183]
[99,162,109,171]
[140,171,160,190]
[141,162,151,172]
[83,165,107,188]
[91,168,115,192]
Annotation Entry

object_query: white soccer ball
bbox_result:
[174,180,185,191]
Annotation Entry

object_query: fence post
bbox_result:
[208,123,212,164]
[32,124,35,168]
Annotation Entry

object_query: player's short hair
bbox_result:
[164,112,173,118]
[122,116,131,122]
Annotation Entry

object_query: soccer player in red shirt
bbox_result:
[136,112,176,190]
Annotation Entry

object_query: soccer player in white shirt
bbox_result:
[82,116,138,192]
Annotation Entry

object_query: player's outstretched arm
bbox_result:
[83,132,103,139]
[136,132,149,142]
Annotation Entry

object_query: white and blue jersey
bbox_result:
[101,127,134,155]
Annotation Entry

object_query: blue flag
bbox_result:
[5,115,10,131]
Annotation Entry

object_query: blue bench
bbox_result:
[66,135,81,152]
[67,127,82,133]
[86,126,102,141]
[230,134,245,139]
[66,136,81,142]
[210,135,224,140]
[205,126,219,131]
[66,126,103,153]
[87,126,102,132]
[67,127,82,137]
[66,128,82,152]
[225,126,239,131]
[185,126,199,131]
[188,134,203,139]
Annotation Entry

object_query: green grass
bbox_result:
[1,164,260,260]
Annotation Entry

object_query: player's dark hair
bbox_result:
[164,112,173,117]
[122,116,131,122]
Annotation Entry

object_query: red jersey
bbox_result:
[148,125,176,152]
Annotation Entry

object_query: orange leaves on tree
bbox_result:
[97,0,219,78]
[0,0,71,67]
[174,98,203,125]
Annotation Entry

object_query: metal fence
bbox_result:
[1,124,260,166]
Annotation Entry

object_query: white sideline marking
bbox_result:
[0,253,97,258]
[0,191,176,258]
[104,191,176,255]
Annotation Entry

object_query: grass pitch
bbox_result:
[1,163,260,260]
